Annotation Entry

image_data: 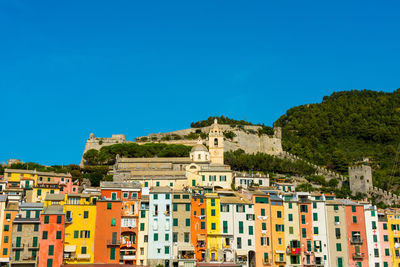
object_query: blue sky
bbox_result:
[0,0,399,165]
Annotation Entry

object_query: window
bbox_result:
[202,175,205,181]
[3,236,8,243]
[2,248,6,256]
[302,228,306,238]
[192,180,196,186]
[185,204,190,211]
[337,257,343,267]
[107,203,112,209]
[301,215,306,224]
[385,248,390,256]
[211,209,216,216]
[201,222,205,229]
[335,228,341,238]
[165,194,170,199]
[32,236,38,247]
[80,230,90,238]
[211,199,215,206]
[140,223,145,231]
[372,221,377,230]
[201,208,205,216]
[173,233,178,242]
[154,233,158,241]
[313,202,317,209]
[44,216,49,224]
[144,182,148,187]
[314,227,319,235]
[289,226,294,234]
[383,223,387,230]
[153,194,158,200]
[374,248,379,257]
[352,206,356,212]
[239,221,243,233]
[165,234,169,241]
[173,218,178,226]
[47,259,53,267]
[277,211,282,218]
[261,209,266,216]
[384,235,389,241]
[37,189,42,196]
[110,247,115,260]
[288,214,293,221]
[186,218,190,226]
[334,216,340,223]
[42,231,48,240]
[313,213,318,221]
[111,218,116,226]
[56,231,62,239]
[57,215,62,224]
[173,204,178,212]
[336,243,342,251]
[373,235,377,242]
[84,211,89,219]
[165,246,170,254]
[262,223,267,231]
[3,225,8,232]
[300,205,308,212]
[17,224,22,232]
[353,216,357,223]
[288,202,292,209]
[223,221,228,233]
[74,231,79,238]
[211,223,216,230]
[184,232,190,242]
[248,226,254,235]
[123,192,128,199]
[334,205,338,211]
[49,245,54,255]
[237,237,242,249]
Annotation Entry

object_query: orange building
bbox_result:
[38,206,65,267]
[94,181,141,264]
[269,192,286,267]
[298,193,314,266]
[0,202,19,263]
[191,195,207,262]
[342,200,369,267]
[251,191,272,266]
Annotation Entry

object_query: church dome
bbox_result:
[191,144,208,153]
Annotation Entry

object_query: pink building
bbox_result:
[378,210,392,267]
[54,176,79,194]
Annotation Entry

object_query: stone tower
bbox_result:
[349,165,373,195]
[209,119,224,165]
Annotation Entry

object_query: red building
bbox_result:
[298,193,314,266]
[342,200,369,267]
[38,206,65,267]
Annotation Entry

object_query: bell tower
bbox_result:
[209,119,224,165]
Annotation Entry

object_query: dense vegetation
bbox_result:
[83,143,192,165]
[275,89,400,191]
[191,116,274,135]
[224,149,316,177]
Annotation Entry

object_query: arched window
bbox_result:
[214,138,218,146]
[198,154,201,160]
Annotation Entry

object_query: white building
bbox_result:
[234,173,269,189]
[363,203,382,267]
[311,194,330,267]
[147,187,173,267]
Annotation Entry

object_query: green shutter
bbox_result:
[223,221,228,233]
[110,247,115,260]
[74,230,79,238]
[249,226,253,235]
[49,245,54,255]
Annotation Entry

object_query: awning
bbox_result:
[77,254,90,260]
[178,245,195,251]
[197,234,206,241]
[64,245,76,252]
[236,250,248,256]
[275,250,286,254]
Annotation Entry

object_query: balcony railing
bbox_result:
[350,237,363,244]
[262,259,272,265]
[12,243,24,249]
[27,243,39,249]
[65,217,73,224]
[275,257,286,263]
[286,247,301,255]
[107,240,121,246]
[353,252,365,260]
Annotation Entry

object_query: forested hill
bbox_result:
[275,89,400,191]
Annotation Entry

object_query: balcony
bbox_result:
[107,240,121,246]
[122,255,136,260]
[262,259,272,265]
[27,243,39,250]
[65,217,73,224]
[353,252,365,260]
[275,257,286,263]
[286,247,301,255]
[12,243,24,249]
[350,237,363,244]
[77,254,91,260]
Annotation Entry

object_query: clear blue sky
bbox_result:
[1,0,399,165]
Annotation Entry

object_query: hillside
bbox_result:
[275,89,400,192]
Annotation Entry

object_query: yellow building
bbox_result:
[206,193,222,262]
[4,168,72,187]
[53,193,99,264]
[27,185,60,203]
[269,193,286,267]
[387,211,400,266]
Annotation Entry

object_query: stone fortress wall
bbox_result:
[136,125,283,156]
